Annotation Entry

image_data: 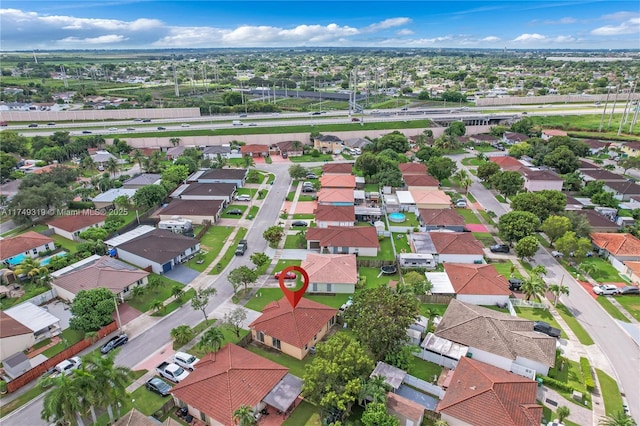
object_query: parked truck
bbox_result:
[235,239,248,256]
[156,361,190,383]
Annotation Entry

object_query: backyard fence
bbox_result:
[509,298,548,309]
[418,349,460,370]
[417,294,454,305]
[195,220,212,240]
[403,374,446,399]
[20,288,58,307]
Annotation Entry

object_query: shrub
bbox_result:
[68,201,95,210]
[580,357,595,392]
[538,375,574,393]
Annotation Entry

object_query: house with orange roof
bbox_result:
[249,297,337,359]
[403,174,440,190]
[623,261,640,285]
[417,209,465,232]
[386,393,425,426]
[489,156,524,171]
[306,226,379,256]
[409,189,452,210]
[411,232,484,264]
[314,204,355,228]
[170,343,302,426]
[590,233,640,272]
[0,231,55,267]
[434,263,511,305]
[320,174,356,189]
[437,356,542,426]
[240,144,269,158]
[301,253,358,293]
[323,163,353,174]
[399,163,428,175]
[47,210,107,241]
[317,188,354,206]
[541,129,568,140]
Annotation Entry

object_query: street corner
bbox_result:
[133,341,176,372]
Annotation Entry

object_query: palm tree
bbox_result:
[291,140,303,155]
[557,406,571,423]
[459,176,472,194]
[598,411,637,426]
[171,325,195,346]
[105,157,119,177]
[580,263,597,279]
[548,283,570,307]
[80,155,95,171]
[170,137,181,147]
[40,374,86,426]
[521,277,546,301]
[242,155,255,168]
[233,405,257,426]
[171,284,184,301]
[200,326,225,352]
[434,420,450,426]
[359,375,391,406]
[131,285,145,298]
[83,351,132,424]
[131,149,144,168]
[151,300,164,313]
[531,265,547,278]
[74,365,101,424]
[475,152,488,162]
[15,258,47,284]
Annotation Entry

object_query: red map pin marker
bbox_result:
[278,265,309,309]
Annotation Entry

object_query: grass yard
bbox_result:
[514,307,566,339]
[185,226,233,272]
[298,194,316,202]
[455,208,481,224]
[245,288,283,311]
[364,183,380,193]
[189,327,250,358]
[306,293,351,309]
[246,344,310,378]
[535,233,552,249]
[547,358,591,407]
[126,275,184,313]
[235,187,258,197]
[408,358,443,383]
[359,266,400,288]
[152,288,195,316]
[359,237,396,261]
[472,232,495,247]
[495,194,506,203]
[221,204,248,218]
[595,368,624,416]
[597,296,630,323]
[580,258,623,283]
[615,295,640,321]
[41,328,86,358]
[474,144,497,153]
[557,304,595,346]
[209,227,248,275]
[289,154,333,163]
[478,210,495,225]
[392,232,411,253]
[541,405,581,426]
[286,191,296,201]
[467,192,477,202]
[293,213,315,219]
[274,258,303,272]
[491,260,525,280]
[461,157,483,166]
[283,401,318,426]
[130,380,169,415]
[0,383,45,417]
[386,212,420,227]
[284,234,305,249]
[421,303,449,317]
[49,234,78,252]
[247,205,259,219]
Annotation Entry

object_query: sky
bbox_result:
[1,1,639,51]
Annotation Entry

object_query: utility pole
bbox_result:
[618,81,635,136]
[599,87,611,132]
[608,87,618,129]
[173,61,180,97]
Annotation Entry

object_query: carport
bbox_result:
[262,373,303,412]
[163,264,200,285]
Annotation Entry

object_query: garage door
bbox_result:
[162,262,172,273]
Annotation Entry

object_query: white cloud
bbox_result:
[362,17,411,33]
[59,34,129,44]
[397,28,414,36]
[591,17,640,35]
[482,36,501,42]
[513,33,548,42]
[600,11,639,21]
[541,17,577,24]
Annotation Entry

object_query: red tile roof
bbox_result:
[301,253,358,284]
[240,144,269,154]
[418,209,465,227]
[490,156,523,170]
[323,163,353,174]
[444,263,511,295]
[429,232,484,255]
[306,226,380,248]
[399,163,428,175]
[249,297,337,348]
[47,210,107,232]
[318,188,354,204]
[171,343,288,426]
[0,231,54,260]
[320,174,356,189]
[590,233,640,256]
[386,392,425,422]
[0,311,31,338]
[403,174,440,187]
[437,357,542,426]
[542,129,568,137]
[314,205,355,223]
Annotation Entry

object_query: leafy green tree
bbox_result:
[376,131,410,153]
[361,402,399,426]
[355,152,381,178]
[199,326,225,352]
[171,284,184,301]
[543,146,580,174]
[426,156,457,181]
[540,215,572,244]
[222,91,243,106]
[510,190,566,222]
[510,117,534,135]
[581,180,605,197]
[0,152,18,180]
[263,225,285,249]
[555,231,579,259]
[191,287,217,324]
[174,156,198,173]
[161,164,189,186]
[250,252,270,269]
[619,157,640,174]
[223,307,248,338]
[508,142,533,158]
[133,184,167,209]
[345,286,420,362]
[563,171,583,191]
[105,157,119,177]
[228,266,259,294]
[515,236,540,260]
[288,164,308,179]
[557,406,571,423]
[491,171,524,197]
[444,121,466,137]
[358,375,392,406]
[375,160,404,187]
[477,161,500,181]
[78,227,108,241]
[402,271,432,295]
[592,191,619,208]
[415,146,441,163]
[69,288,116,332]
[14,257,47,284]
[0,130,30,155]
[561,211,592,238]
[233,405,257,426]
[498,211,540,243]
[303,333,374,419]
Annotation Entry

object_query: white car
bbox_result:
[551,251,563,258]
[108,127,118,131]
[234,194,251,201]
[181,123,190,127]
[173,351,199,371]
[593,285,618,296]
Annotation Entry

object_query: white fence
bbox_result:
[418,349,460,370]
[509,298,547,309]
[21,288,58,307]
[507,299,517,316]
[510,364,537,380]
[403,374,446,399]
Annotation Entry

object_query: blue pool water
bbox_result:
[39,252,68,266]
[389,212,406,223]
[6,253,27,266]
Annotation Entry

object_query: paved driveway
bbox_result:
[164,264,200,284]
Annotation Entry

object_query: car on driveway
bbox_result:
[291,221,308,227]
[234,194,251,201]
[593,284,619,295]
[101,334,128,354]
[226,209,243,216]
[533,321,561,338]
[145,377,172,397]
[508,278,523,291]
[275,271,296,280]
[616,286,640,296]
[551,250,563,258]
[454,199,467,208]
[490,244,510,253]
[302,187,315,193]
[306,174,318,179]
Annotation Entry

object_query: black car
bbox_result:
[226,209,243,215]
[617,286,640,296]
[28,123,38,128]
[302,187,315,193]
[145,377,172,396]
[157,126,166,130]
[47,122,56,126]
[533,321,561,338]
[490,244,510,253]
[142,119,151,122]
[82,130,92,134]
[508,278,523,291]
[100,334,128,354]
[306,174,318,179]
[291,221,308,227]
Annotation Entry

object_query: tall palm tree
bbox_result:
[579,263,597,279]
[233,405,257,426]
[199,326,225,353]
[459,175,472,194]
[359,375,391,406]
[74,365,101,424]
[521,277,546,301]
[548,283,570,307]
[83,351,132,424]
[291,140,303,155]
[531,265,547,278]
[80,155,95,171]
[170,137,181,147]
[131,149,144,168]
[40,374,86,426]
[242,155,255,168]
[105,157,119,177]
[598,411,637,426]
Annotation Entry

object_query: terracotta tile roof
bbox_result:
[306,226,380,248]
[409,189,451,205]
[490,156,523,169]
[387,392,425,421]
[399,163,428,175]
[590,233,640,256]
[160,199,224,217]
[435,299,556,366]
[418,209,465,227]
[0,231,54,260]
[314,205,355,223]
[320,174,356,189]
[542,129,568,137]
[318,188,354,204]
[240,144,269,154]
[249,297,337,348]
[444,263,511,296]
[301,253,358,284]
[430,233,484,256]
[323,163,353,174]
[403,174,440,187]
[171,343,288,426]
[117,229,199,264]
[624,261,640,276]
[437,357,542,426]
[0,311,32,338]
[47,210,107,232]
[52,256,149,296]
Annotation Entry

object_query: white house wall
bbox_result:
[308,283,355,294]
[609,256,628,274]
[317,221,354,228]
[438,254,483,264]
[0,334,35,362]
[466,347,513,371]
[457,294,510,306]
[514,356,550,377]
[52,285,77,303]
[525,180,563,192]
[116,250,163,274]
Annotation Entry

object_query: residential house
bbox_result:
[435,299,556,376]
[579,168,627,183]
[0,231,55,267]
[306,226,379,256]
[387,393,425,426]
[47,210,107,241]
[409,189,452,210]
[428,263,511,305]
[171,183,236,202]
[403,174,440,190]
[437,357,542,426]
[519,168,564,192]
[114,229,200,274]
[411,232,484,264]
[92,188,138,209]
[314,204,355,228]
[603,181,640,201]
[590,233,640,272]
[417,209,466,232]
[202,145,232,160]
[502,132,529,144]
[578,159,599,170]
[573,210,618,233]
[51,255,149,302]
[314,134,344,154]
[490,156,524,171]
[323,163,353,175]
[319,174,356,189]
[159,199,224,225]
[240,144,269,158]
[170,343,302,426]
[541,129,568,140]
[166,146,187,160]
[301,253,358,294]
[399,163,428,175]
[621,141,640,157]
[272,140,306,157]
[192,168,247,187]
[564,195,584,211]
[122,173,162,189]
[4,302,62,346]
[469,133,499,144]
[343,137,371,150]
[623,261,640,285]
[0,311,33,361]
[581,139,610,156]
[317,188,354,206]
[90,150,119,165]
[249,297,337,360]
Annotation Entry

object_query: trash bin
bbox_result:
[537,377,543,387]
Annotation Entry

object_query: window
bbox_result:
[200,412,208,422]
[45,244,51,250]
[32,248,38,254]
[123,286,130,293]
[328,316,335,326]
[304,344,308,350]
[257,331,264,342]
[312,283,318,292]
[313,334,317,341]
[326,283,332,292]
[272,338,281,350]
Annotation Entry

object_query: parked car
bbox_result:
[508,278,523,291]
[551,250,563,258]
[291,221,308,227]
[226,209,243,215]
[28,123,38,128]
[454,199,467,208]
[593,284,619,295]
[617,286,640,296]
[234,194,251,201]
[490,244,510,253]
[100,334,128,354]
[145,377,172,396]
[173,351,199,371]
[306,174,318,179]
[302,187,315,193]
[275,271,296,280]
[533,321,561,338]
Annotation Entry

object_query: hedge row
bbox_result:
[538,375,574,393]
[580,357,595,392]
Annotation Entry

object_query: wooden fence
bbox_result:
[195,220,212,240]
[6,322,118,393]
[417,294,455,305]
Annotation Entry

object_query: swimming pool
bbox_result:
[6,253,27,266]
[388,212,406,223]
[39,252,68,266]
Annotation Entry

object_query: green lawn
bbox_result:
[386,212,419,227]
[392,232,411,253]
[221,204,248,218]
[41,328,86,358]
[597,297,631,323]
[245,288,283,311]
[514,307,566,339]
[547,358,591,407]
[535,233,552,249]
[461,157,483,166]
[474,144,497,153]
[557,304,595,346]
[580,258,623,283]
[209,227,248,274]
[247,205,259,219]
[274,259,303,271]
[0,382,45,417]
[359,237,396,261]
[595,368,624,416]
[289,154,333,163]
[284,234,305,249]
[293,213,315,219]
[364,183,380,193]
[495,194,506,203]
[286,191,296,201]
[541,405,581,426]
[188,327,250,358]
[130,379,169,415]
[185,225,233,272]
[407,358,443,383]
[421,303,449,317]
[235,187,258,197]
[455,208,481,224]
[615,295,640,321]
[283,401,317,426]
[152,288,195,316]
[49,234,78,252]
[298,194,316,202]
[491,261,525,280]
[126,274,184,313]
[306,293,351,309]
[472,232,495,247]
[359,266,400,288]
[246,344,310,378]
[478,210,495,225]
